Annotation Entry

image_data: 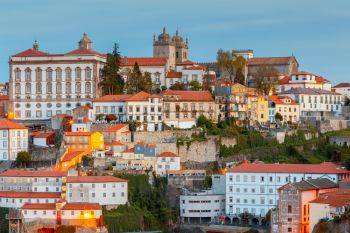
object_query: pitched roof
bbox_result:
[247,56,296,66]
[0,191,61,198]
[102,124,129,133]
[333,83,350,88]
[310,190,350,207]
[33,132,55,138]
[13,48,50,57]
[166,70,182,78]
[176,60,195,66]
[0,119,28,130]
[65,48,106,57]
[280,88,341,95]
[0,170,67,177]
[227,162,350,174]
[278,73,329,85]
[61,202,101,210]
[93,94,132,102]
[158,152,178,157]
[120,57,167,66]
[269,95,299,105]
[126,91,162,101]
[279,178,338,191]
[61,150,86,162]
[66,175,127,183]
[162,90,214,102]
[64,132,94,136]
[21,203,57,210]
[182,64,207,71]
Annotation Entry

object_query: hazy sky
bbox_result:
[0,0,349,84]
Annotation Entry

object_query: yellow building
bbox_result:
[257,96,269,124]
[55,150,88,171]
[64,132,104,153]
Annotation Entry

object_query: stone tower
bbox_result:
[173,30,189,64]
[79,33,92,50]
[153,27,176,68]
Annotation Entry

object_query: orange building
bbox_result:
[56,150,88,171]
[64,132,104,154]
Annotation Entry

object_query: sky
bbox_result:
[0,0,349,84]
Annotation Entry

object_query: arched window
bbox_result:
[15,83,21,94]
[36,83,42,94]
[36,68,42,81]
[66,82,71,94]
[65,68,72,81]
[56,82,62,94]
[75,67,82,80]
[46,68,53,81]
[76,82,81,93]
[85,67,91,80]
[25,68,31,81]
[14,68,21,81]
[25,83,31,94]
[47,82,52,94]
[56,68,62,81]
[85,82,91,93]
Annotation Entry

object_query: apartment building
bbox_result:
[269,95,300,123]
[64,131,104,153]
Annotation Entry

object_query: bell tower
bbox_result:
[79,33,92,50]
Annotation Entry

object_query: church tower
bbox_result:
[173,30,189,64]
[79,33,92,50]
[153,27,176,68]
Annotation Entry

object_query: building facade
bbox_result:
[269,95,300,123]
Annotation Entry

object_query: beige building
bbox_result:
[162,90,216,129]
[269,95,300,123]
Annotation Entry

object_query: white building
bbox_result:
[92,94,130,122]
[280,88,343,120]
[71,117,92,132]
[0,119,28,161]
[9,33,105,120]
[225,162,350,217]
[0,191,61,208]
[66,176,128,209]
[155,152,180,176]
[332,83,350,99]
[180,174,226,224]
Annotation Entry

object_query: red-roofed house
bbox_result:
[33,131,55,147]
[0,191,61,208]
[156,152,180,176]
[102,124,130,143]
[332,82,350,98]
[269,95,300,123]
[161,90,216,128]
[64,131,104,154]
[0,119,28,161]
[225,161,350,218]
[92,94,131,122]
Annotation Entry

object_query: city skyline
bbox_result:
[0,0,349,83]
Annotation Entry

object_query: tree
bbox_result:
[275,112,283,122]
[189,80,202,90]
[16,151,31,168]
[169,82,186,90]
[254,65,279,95]
[217,49,247,84]
[99,43,124,95]
[126,63,152,94]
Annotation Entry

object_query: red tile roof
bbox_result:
[22,203,57,210]
[228,162,350,174]
[176,60,195,66]
[0,191,61,198]
[105,141,125,147]
[166,70,182,78]
[0,170,67,177]
[33,132,55,138]
[183,64,207,71]
[120,57,167,66]
[93,94,132,102]
[247,56,296,66]
[0,119,28,130]
[269,95,299,105]
[61,202,101,210]
[13,49,50,57]
[278,73,329,85]
[125,148,134,153]
[73,117,92,123]
[333,83,350,88]
[310,190,350,207]
[0,95,9,100]
[61,150,87,162]
[102,124,129,133]
[126,91,162,102]
[66,175,127,183]
[65,48,106,57]
[64,132,94,136]
[162,90,214,102]
[158,152,178,157]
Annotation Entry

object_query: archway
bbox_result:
[232,217,240,225]
[252,218,259,226]
[224,217,231,225]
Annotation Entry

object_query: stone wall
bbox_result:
[320,120,349,133]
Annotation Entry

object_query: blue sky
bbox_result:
[0,0,349,84]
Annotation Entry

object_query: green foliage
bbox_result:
[82,156,94,167]
[128,120,141,131]
[126,63,153,94]
[204,176,212,189]
[0,208,8,233]
[189,80,202,90]
[216,49,246,84]
[254,65,279,95]
[16,151,31,168]
[275,112,283,122]
[99,43,124,95]
[169,82,186,90]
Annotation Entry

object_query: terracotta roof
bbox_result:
[13,48,50,57]
[176,60,195,66]
[228,162,350,174]
[105,141,125,147]
[66,175,127,183]
[310,190,350,207]
[158,152,178,157]
[333,83,350,88]
[0,191,61,198]
[73,117,92,123]
[0,95,9,100]
[279,178,338,191]
[183,64,207,71]
[280,88,341,95]
[166,70,182,78]
[247,56,296,66]
[269,95,299,105]
[61,202,101,210]
[64,132,94,136]
[146,144,156,148]
[162,90,214,102]
[102,124,129,133]
[120,57,167,66]
[65,48,106,57]
[33,132,55,138]
[293,71,315,76]
[81,105,93,110]
[61,150,86,162]
[21,203,57,210]
[0,170,67,177]
[93,94,132,102]
[125,148,134,153]
[0,119,27,130]
[278,73,329,85]
[126,91,162,102]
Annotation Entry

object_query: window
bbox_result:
[261,176,264,182]
[288,205,292,213]
[47,82,52,94]
[85,82,91,93]
[66,82,71,94]
[25,83,31,94]
[103,193,106,197]
[15,83,20,94]
[56,68,62,81]
[14,68,21,81]
[46,68,53,81]
[65,68,72,81]
[36,68,42,81]
[56,82,62,94]
[85,67,91,80]
[25,68,31,81]
[75,67,82,80]
[76,82,81,93]
[288,228,292,232]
